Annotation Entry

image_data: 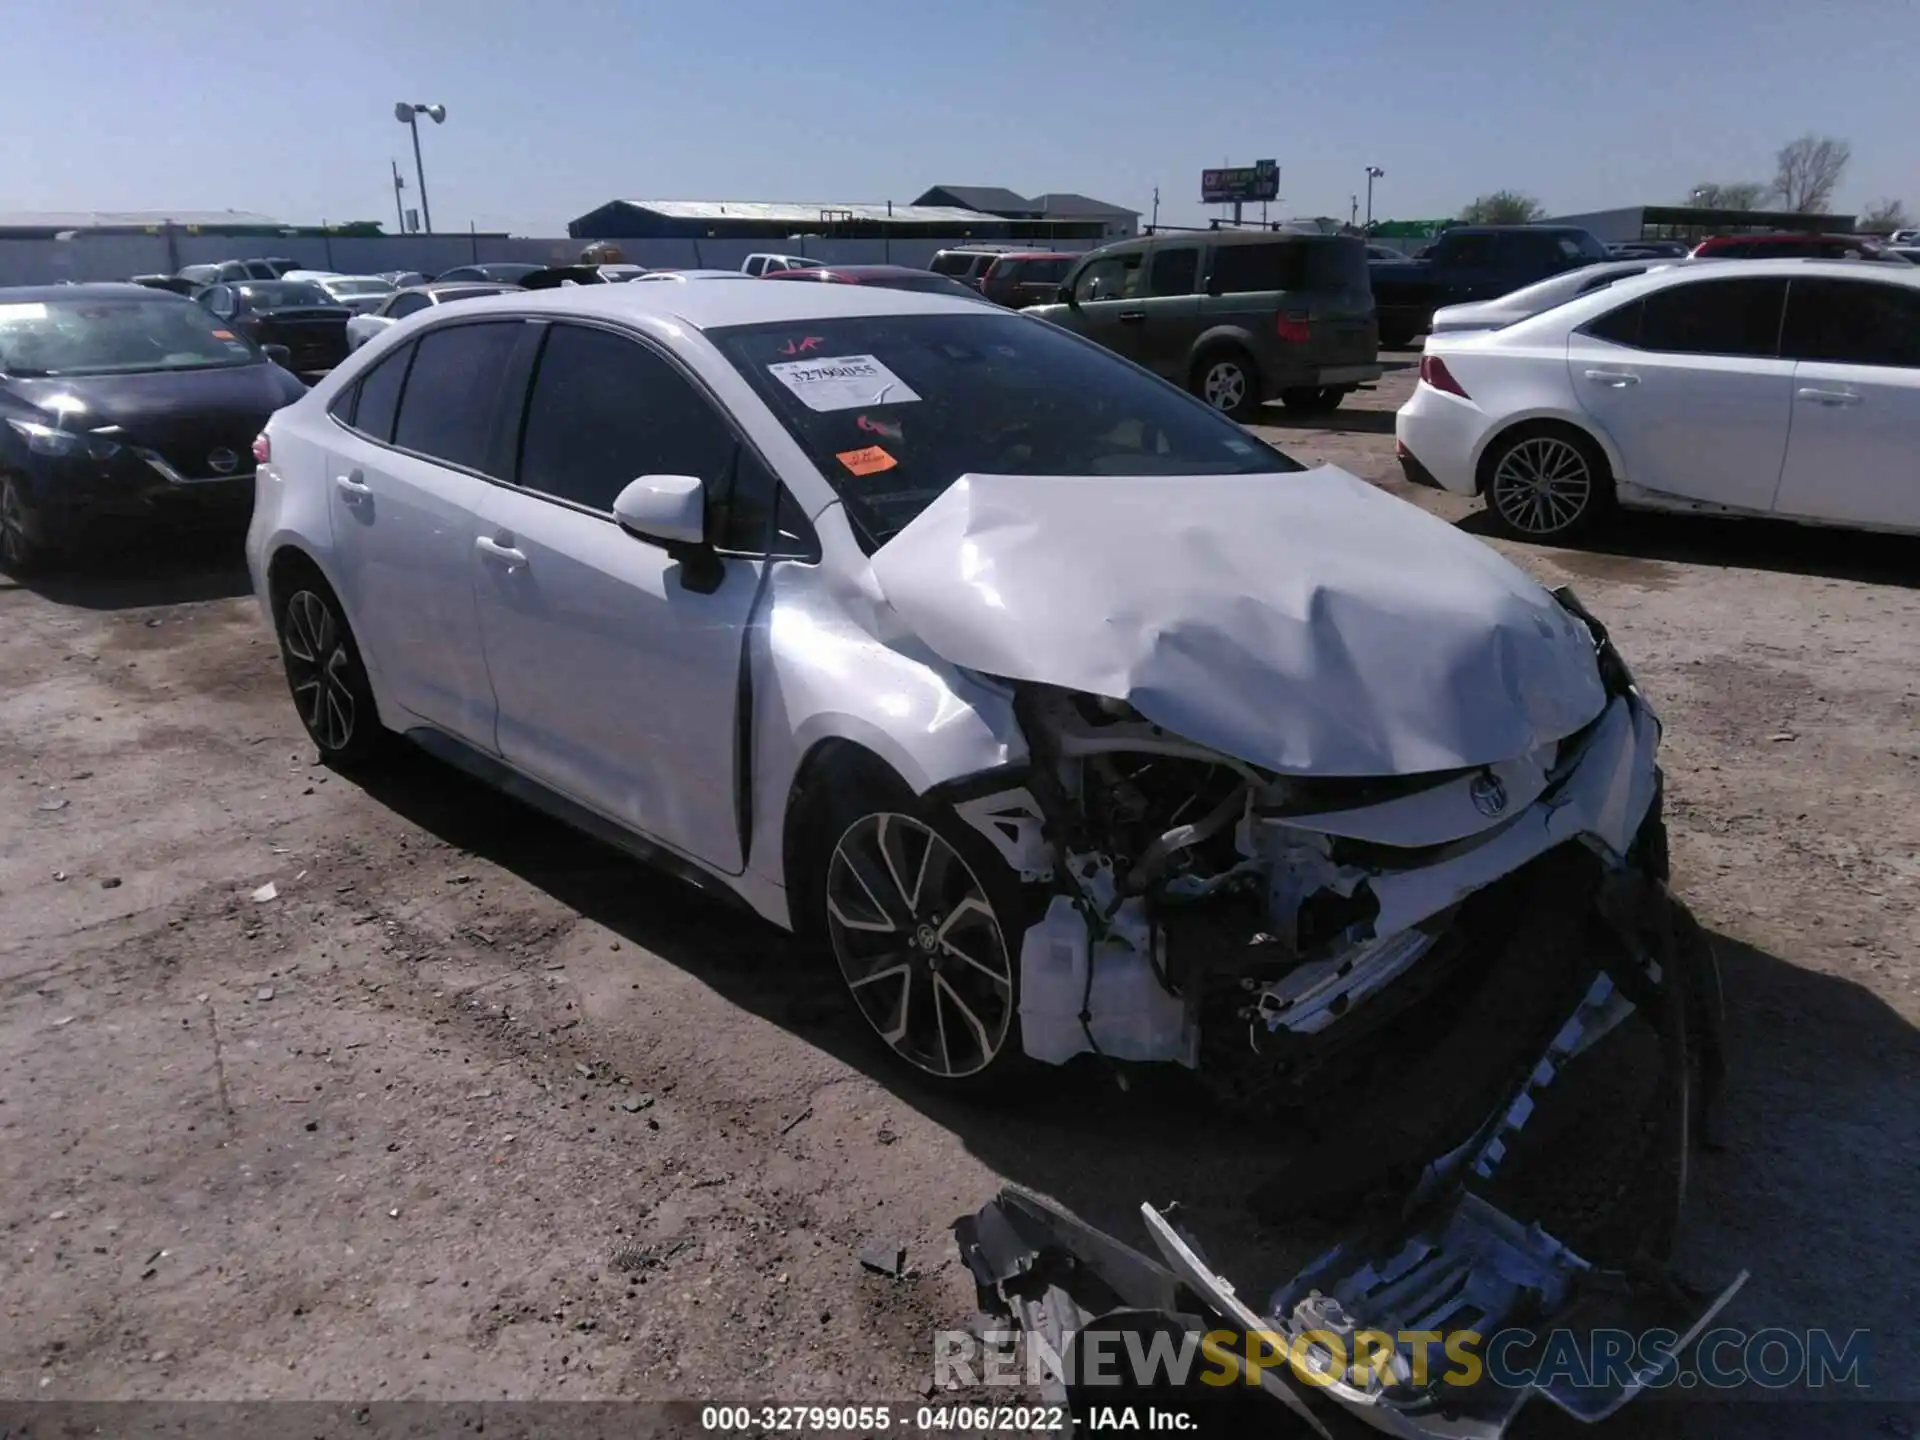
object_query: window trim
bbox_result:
[506,317,817,561]
[328,312,817,563]
[1576,274,1789,359]
[1780,275,1920,369]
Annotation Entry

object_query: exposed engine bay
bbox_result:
[939,590,1743,1436]
[946,589,1667,1114]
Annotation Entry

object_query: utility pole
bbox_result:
[1350,194,1359,228]
[1365,166,1384,233]
[391,160,406,235]
[1151,186,1159,231]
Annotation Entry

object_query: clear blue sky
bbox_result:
[5,0,1916,235]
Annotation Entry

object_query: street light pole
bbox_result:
[1364,166,1384,233]
[394,103,446,233]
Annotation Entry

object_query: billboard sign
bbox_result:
[1202,160,1279,204]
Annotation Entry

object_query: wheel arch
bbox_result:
[1471,410,1622,496]
[1188,326,1263,383]
[778,734,911,939]
[263,540,395,728]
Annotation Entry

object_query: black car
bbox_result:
[196,280,352,376]
[0,284,306,573]
[432,262,545,285]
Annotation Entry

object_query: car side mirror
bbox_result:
[1205,274,1224,297]
[612,474,724,592]
[262,343,292,367]
[1056,283,1075,306]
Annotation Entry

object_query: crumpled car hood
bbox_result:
[868,466,1608,777]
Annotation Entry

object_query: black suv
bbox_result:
[1026,231,1380,418]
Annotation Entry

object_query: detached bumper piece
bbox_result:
[954,886,1746,1440]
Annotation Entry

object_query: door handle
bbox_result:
[334,471,372,503]
[1117,310,1147,323]
[1583,368,1640,387]
[1796,387,1861,406]
[475,535,528,570]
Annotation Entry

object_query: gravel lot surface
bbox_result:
[2,355,1915,1435]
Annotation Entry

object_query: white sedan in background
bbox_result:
[1396,257,1920,539]
[281,270,396,314]
[344,282,519,350]
[1426,258,1690,337]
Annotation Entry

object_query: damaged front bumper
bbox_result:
[955,877,1744,1439]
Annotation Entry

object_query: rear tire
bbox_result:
[270,568,391,768]
[1478,423,1615,541]
[804,756,1031,1093]
[1190,347,1263,422]
[1279,386,1345,415]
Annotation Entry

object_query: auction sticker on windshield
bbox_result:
[767,354,921,412]
[835,444,898,476]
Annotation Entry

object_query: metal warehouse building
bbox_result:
[1544,204,1857,245]
[569,185,1138,244]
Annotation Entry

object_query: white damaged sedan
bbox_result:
[246,277,1692,1090]
[251,281,1741,1432]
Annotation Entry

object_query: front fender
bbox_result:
[744,561,1028,923]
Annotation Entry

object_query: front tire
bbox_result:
[1479,424,1614,541]
[0,473,52,576]
[1190,348,1262,422]
[272,574,389,767]
[809,765,1028,1089]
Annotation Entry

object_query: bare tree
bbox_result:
[1458,191,1547,225]
[1858,197,1912,233]
[1689,181,1767,211]
[1772,134,1851,212]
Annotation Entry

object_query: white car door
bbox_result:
[469,320,791,872]
[1773,275,1920,531]
[1569,274,1793,513]
[324,320,522,745]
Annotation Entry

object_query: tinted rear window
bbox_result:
[391,321,522,473]
[929,253,979,277]
[1208,238,1369,294]
[1024,258,1072,283]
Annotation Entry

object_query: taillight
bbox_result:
[1275,312,1312,343]
[1419,354,1470,398]
[252,433,271,464]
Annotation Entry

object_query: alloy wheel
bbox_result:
[1201,360,1249,413]
[1489,436,1593,536]
[825,812,1015,1079]
[281,589,357,752]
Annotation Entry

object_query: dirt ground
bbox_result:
[2,357,1916,1436]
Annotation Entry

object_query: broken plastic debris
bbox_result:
[250,882,279,903]
[255,986,275,1002]
[858,1240,907,1278]
[36,798,69,812]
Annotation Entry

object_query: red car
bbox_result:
[979,252,1079,308]
[758,264,985,299]
[1689,232,1909,263]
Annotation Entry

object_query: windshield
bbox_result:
[238,281,335,307]
[0,296,261,376]
[710,311,1301,546]
[322,278,393,298]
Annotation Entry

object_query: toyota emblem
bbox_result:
[207,447,239,474]
[1470,771,1509,818]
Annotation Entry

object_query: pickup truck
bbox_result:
[1368,225,1609,345]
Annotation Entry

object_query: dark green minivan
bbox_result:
[1026,230,1381,419]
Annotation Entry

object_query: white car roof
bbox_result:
[419,276,999,331]
[1432,256,1920,350]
